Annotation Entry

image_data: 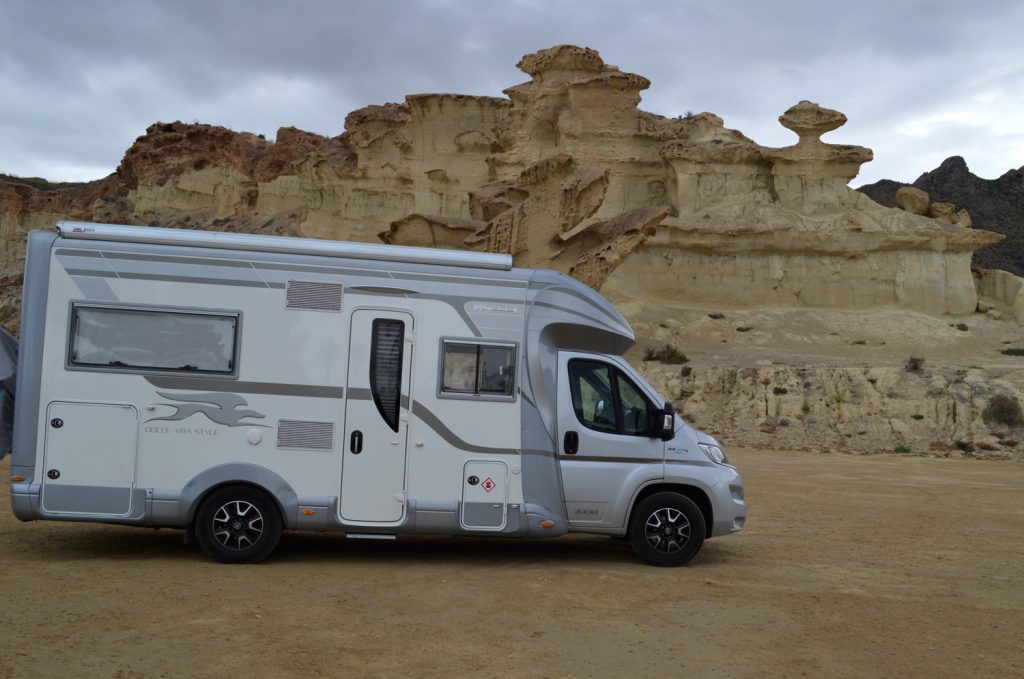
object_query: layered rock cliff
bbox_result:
[0,45,1021,458]
[0,44,1007,331]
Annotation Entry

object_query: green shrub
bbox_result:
[982,394,1024,428]
[911,414,924,421]
[906,356,925,372]
[1001,348,1024,357]
[894,445,911,453]
[643,345,689,364]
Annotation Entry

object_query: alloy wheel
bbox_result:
[212,500,264,550]
[644,506,691,554]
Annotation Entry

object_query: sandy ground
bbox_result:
[2,449,1022,678]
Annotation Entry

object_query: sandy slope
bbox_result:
[2,449,1021,678]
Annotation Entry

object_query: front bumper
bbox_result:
[710,466,746,537]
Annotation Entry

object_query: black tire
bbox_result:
[629,492,706,566]
[194,485,282,564]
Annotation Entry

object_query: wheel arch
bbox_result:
[182,463,297,529]
[628,482,714,539]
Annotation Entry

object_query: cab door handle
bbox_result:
[563,431,579,455]
[350,430,363,454]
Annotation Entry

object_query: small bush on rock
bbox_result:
[644,345,689,364]
[906,356,925,372]
[982,394,1024,428]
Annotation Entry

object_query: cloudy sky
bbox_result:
[1,0,1021,186]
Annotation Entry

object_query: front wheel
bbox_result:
[629,492,706,566]
[195,486,282,564]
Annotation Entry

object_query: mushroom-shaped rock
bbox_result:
[763,102,872,213]
[516,45,606,77]
[778,100,847,143]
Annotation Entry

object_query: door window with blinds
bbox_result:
[439,339,516,400]
[68,304,240,376]
[370,319,405,432]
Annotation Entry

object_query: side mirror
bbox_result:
[650,401,676,441]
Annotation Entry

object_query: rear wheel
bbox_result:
[629,492,705,566]
[195,486,282,564]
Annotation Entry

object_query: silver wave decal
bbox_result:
[147,391,269,427]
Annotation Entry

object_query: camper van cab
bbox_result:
[8,222,745,566]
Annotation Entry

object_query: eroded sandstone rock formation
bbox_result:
[0,44,1008,322]
[860,155,1024,277]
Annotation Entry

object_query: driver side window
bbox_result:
[618,375,651,436]
[568,359,654,437]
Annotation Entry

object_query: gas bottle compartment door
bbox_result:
[461,460,508,531]
[41,401,139,516]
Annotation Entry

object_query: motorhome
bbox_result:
[7,221,745,565]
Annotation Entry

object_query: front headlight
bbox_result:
[698,443,729,465]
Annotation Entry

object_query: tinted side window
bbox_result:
[478,345,514,395]
[441,343,477,392]
[568,360,618,433]
[370,319,404,432]
[440,341,516,398]
[618,374,651,435]
[69,305,238,375]
[568,359,654,437]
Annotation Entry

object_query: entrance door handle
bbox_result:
[350,430,363,454]
[563,431,579,455]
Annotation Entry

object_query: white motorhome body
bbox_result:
[9,222,745,565]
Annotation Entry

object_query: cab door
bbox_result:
[340,309,414,524]
[556,352,665,528]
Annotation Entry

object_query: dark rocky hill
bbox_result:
[858,157,1024,276]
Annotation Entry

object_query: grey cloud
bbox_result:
[0,0,1021,183]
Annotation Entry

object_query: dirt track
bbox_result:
[2,449,1022,678]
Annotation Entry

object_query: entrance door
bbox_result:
[556,352,665,526]
[340,309,413,523]
[41,402,138,515]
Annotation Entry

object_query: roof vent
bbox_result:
[286,280,343,312]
